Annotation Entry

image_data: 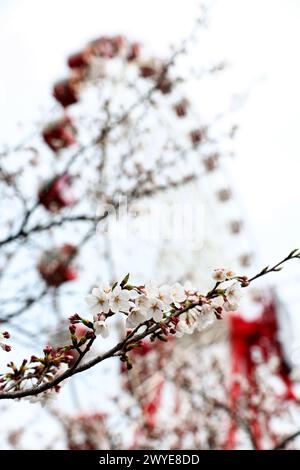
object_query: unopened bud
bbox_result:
[69,313,81,323]
[43,345,53,355]
[30,355,39,363]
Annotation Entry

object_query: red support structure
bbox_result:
[228,300,295,449]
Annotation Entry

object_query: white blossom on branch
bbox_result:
[0,249,298,402]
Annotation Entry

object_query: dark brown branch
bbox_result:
[248,249,300,283]
[273,430,300,450]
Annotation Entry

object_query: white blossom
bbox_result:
[212,268,227,282]
[176,306,215,336]
[223,301,239,312]
[225,269,235,279]
[135,294,152,318]
[225,282,243,304]
[176,321,194,337]
[212,268,235,282]
[183,281,195,293]
[183,282,198,300]
[148,298,164,322]
[197,306,215,330]
[176,309,199,337]
[85,284,111,315]
[24,391,56,407]
[126,308,146,328]
[144,282,187,312]
[210,296,224,308]
[157,285,173,309]
[109,286,134,314]
[144,282,159,299]
[170,282,187,307]
[94,319,109,338]
[201,303,214,316]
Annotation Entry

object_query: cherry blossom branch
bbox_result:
[273,430,300,450]
[0,250,299,401]
[247,249,300,283]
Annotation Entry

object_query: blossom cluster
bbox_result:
[1,250,297,402]
[85,270,244,339]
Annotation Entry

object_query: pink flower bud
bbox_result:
[69,313,81,323]
[30,355,39,363]
[43,345,53,355]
